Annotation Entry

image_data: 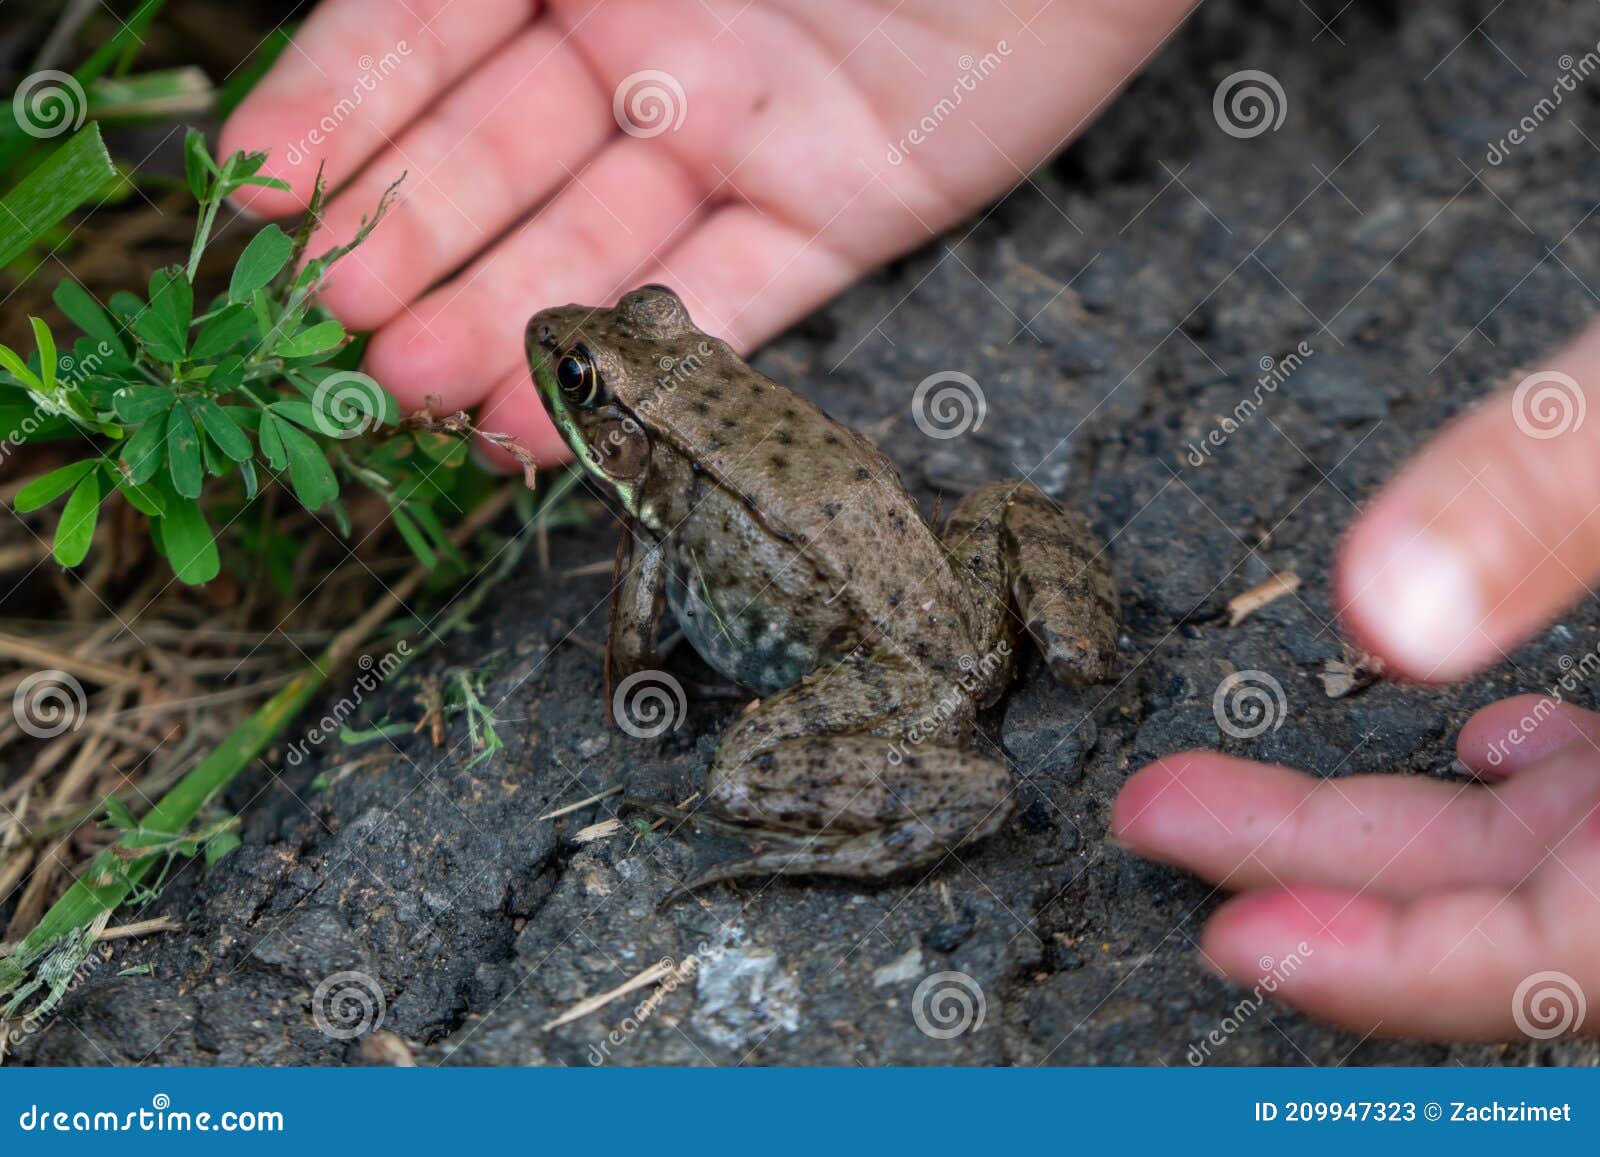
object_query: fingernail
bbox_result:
[1346,526,1485,681]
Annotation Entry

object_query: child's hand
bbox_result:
[221,0,1194,466]
[1115,322,1600,1041]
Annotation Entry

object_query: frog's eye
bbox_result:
[555,345,602,408]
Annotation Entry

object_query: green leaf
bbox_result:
[104,798,138,832]
[134,267,193,362]
[258,411,287,470]
[119,413,167,485]
[229,225,293,302]
[204,830,242,866]
[276,420,339,509]
[165,401,203,498]
[0,342,42,392]
[112,384,173,423]
[16,460,96,512]
[182,128,212,201]
[238,457,258,500]
[275,320,344,359]
[30,319,57,394]
[116,475,165,517]
[0,126,118,269]
[55,470,102,567]
[390,504,435,568]
[268,400,322,432]
[190,398,251,461]
[52,281,125,355]
[156,494,220,584]
[189,304,257,359]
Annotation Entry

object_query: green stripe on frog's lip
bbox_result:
[534,363,639,514]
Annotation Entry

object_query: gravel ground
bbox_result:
[19,0,1600,1066]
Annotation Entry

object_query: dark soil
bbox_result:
[19,0,1600,1066]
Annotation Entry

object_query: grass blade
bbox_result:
[0,123,115,269]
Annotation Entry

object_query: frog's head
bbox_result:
[527,285,705,514]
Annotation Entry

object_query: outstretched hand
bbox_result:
[221,0,1194,466]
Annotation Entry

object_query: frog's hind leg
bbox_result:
[684,656,1015,888]
[942,480,1118,687]
[689,734,1014,887]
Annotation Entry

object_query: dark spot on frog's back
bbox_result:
[693,401,711,414]
[770,455,787,470]
[822,502,840,518]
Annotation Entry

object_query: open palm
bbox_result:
[221,0,1194,465]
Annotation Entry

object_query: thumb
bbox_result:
[1338,320,1600,681]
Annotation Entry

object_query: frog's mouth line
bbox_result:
[533,360,642,514]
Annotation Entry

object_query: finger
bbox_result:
[1456,695,1600,779]
[219,0,536,216]
[1338,321,1600,682]
[471,364,570,474]
[1111,749,1599,897]
[1200,854,1600,1039]
[309,23,614,330]
[363,140,703,412]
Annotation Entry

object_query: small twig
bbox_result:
[537,784,622,822]
[542,958,677,1031]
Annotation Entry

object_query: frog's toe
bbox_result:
[1002,485,1119,685]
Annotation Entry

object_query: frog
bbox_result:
[527,285,1118,889]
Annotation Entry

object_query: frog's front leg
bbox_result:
[606,526,667,710]
[686,657,1014,886]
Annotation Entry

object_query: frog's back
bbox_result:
[649,367,974,667]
